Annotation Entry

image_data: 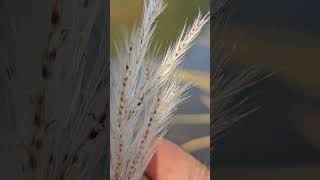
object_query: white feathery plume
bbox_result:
[110,0,209,179]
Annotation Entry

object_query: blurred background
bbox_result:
[213,0,320,179]
[110,0,211,166]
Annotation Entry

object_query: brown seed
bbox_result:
[34,113,41,127]
[48,49,57,61]
[49,154,53,164]
[42,65,49,79]
[51,10,60,26]
[88,129,99,139]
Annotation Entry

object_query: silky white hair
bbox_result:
[110,0,209,179]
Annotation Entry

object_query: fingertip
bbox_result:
[145,139,209,180]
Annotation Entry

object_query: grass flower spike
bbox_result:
[110,0,209,179]
[0,1,108,179]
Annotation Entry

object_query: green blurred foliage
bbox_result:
[110,0,209,56]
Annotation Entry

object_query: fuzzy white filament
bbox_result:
[110,0,209,179]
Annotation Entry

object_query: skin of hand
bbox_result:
[144,139,210,180]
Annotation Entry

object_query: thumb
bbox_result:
[145,139,209,180]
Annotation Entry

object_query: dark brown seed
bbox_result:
[34,113,41,127]
[42,64,50,79]
[51,10,60,26]
[88,129,99,139]
[49,154,53,164]
[48,49,57,61]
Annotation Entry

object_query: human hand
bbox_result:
[144,139,210,180]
